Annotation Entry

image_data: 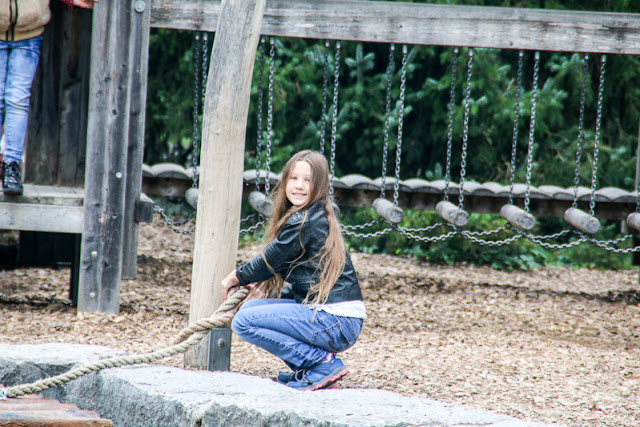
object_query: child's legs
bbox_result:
[0,41,8,128]
[2,36,42,164]
[241,297,297,310]
[232,301,362,371]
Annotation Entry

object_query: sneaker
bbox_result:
[286,354,348,391]
[2,161,23,195]
[276,370,305,385]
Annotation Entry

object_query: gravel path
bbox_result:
[1,219,639,426]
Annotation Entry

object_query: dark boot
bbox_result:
[3,161,23,195]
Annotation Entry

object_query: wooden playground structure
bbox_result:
[2,0,640,369]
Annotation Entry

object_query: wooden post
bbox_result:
[185,0,266,369]
[78,0,150,314]
[121,1,151,280]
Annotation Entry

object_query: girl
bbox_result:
[221,150,366,391]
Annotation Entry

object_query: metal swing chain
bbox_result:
[329,41,341,202]
[458,48,474,210]
[516,228,582,250]
[461,230,520,247]
[443,47,459,202]
[577,231,640,254]
[507,51,524,206]
[571,54,589,209]
[523,52,540,214]
[396,47,455,235]
[163,32,208,232]
[239,216,267,236]
[320,40,330,154]
[347,43,399,243]
[255,38,266,191]
[342,225,393,239]
[152,32,205,234]
[380,44,395,200]
[265,37,276,196]
[191,32,202,189]
[393,45,408,207]
[196,32,209,188]
[636,123,640,213]
[342,219,384,231]
[395,226,458,243]
[589,54,606,217]
[241,40,268,236]
[398,222,445,234]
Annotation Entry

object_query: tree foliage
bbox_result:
[144,0,640,269]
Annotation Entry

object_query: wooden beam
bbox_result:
[0,184,83,233]
[150,0,640,54]
[185,0,266,369]
[0,204,83,233]
[79,0,150,314]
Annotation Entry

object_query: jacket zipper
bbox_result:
[7,0,18,42]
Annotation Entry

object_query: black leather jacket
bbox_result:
[236,200,363,304]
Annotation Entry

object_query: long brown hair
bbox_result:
[258,150,346,304]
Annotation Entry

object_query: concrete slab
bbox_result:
[0,344,564,427]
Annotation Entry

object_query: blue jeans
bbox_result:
[0,36,42,164]
[231,298,364,371]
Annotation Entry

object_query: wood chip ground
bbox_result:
[1,218,639,426]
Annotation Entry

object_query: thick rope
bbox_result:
[1,288,248,399]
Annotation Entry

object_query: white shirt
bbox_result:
[310,300,367,319]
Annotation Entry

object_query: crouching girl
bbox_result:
[221,150,366,391]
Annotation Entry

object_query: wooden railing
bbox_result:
[142,163,638,221]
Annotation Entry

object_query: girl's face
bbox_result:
[285,161,312,207]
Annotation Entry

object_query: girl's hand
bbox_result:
[245,284,266,301]
[73,0,98,9]
[221,270,240,302]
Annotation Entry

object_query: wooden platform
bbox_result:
[0,184,155,235]
[0,185,84,234]
[0,394,113,426]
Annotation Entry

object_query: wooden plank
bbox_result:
[150,0,640,54]
[79,0,148,314]
[121,0,151,280]
[0,184,82,206]
[0,395,113,426]
[185,0,266,369]
[0,203,83,233]
[56,6,92,186]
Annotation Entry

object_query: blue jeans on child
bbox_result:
[0,36,42,164]
[231,298,364,371]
